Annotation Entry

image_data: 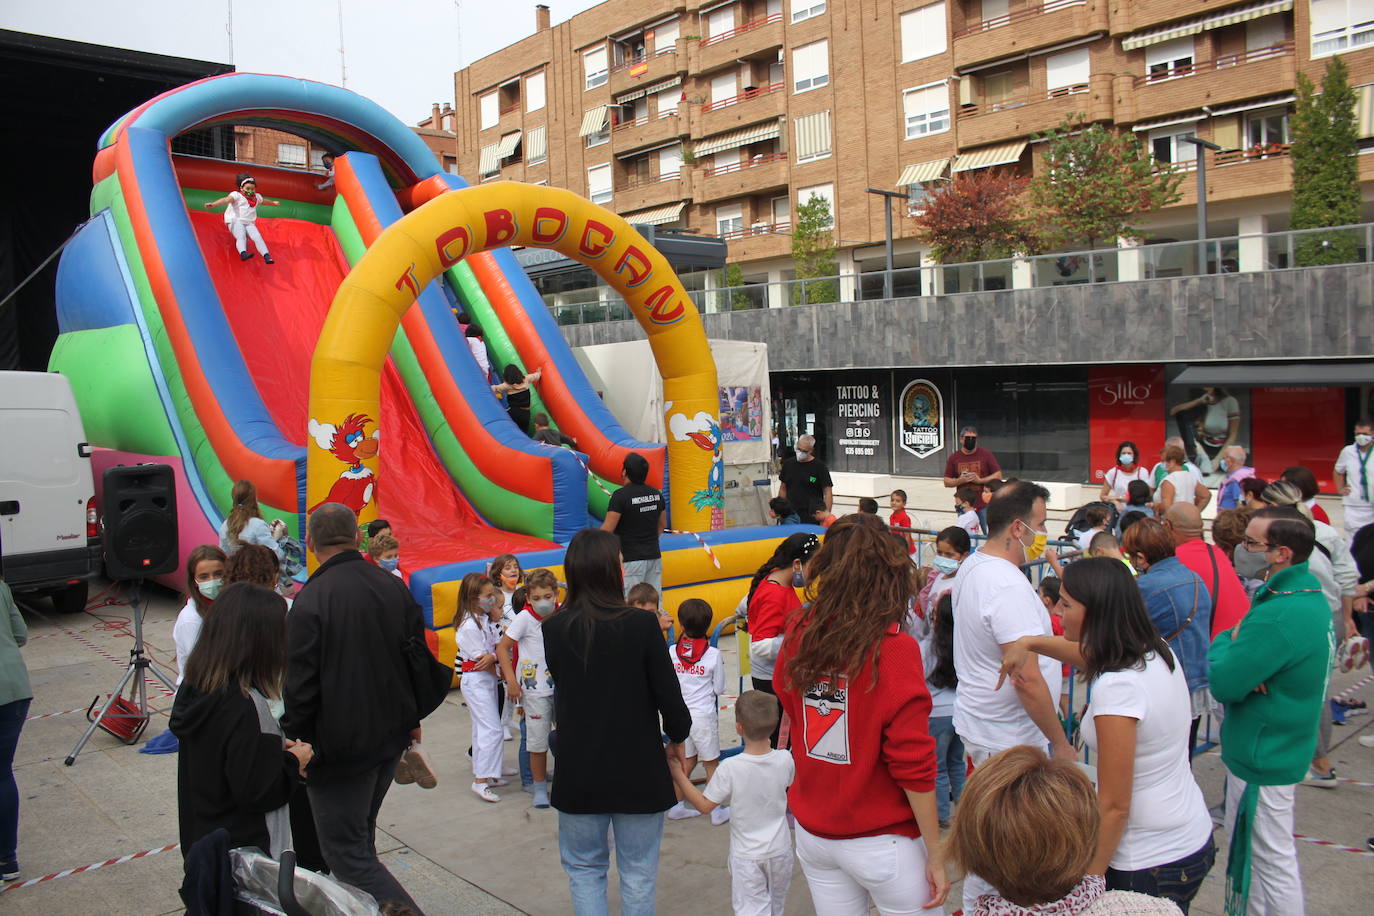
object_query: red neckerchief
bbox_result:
[242,192,258,207]
[675,637,708,667]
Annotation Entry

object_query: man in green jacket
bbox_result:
[1209,513,1331,916]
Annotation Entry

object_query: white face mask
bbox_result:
[1118,453,1134,466]
[532,598,556,615]
[1356,433,1373,448]
[796,448,812,461]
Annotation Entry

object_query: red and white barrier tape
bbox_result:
[1337,776,1374,789]
[25,707,85,723]
[1292,833,1374,858]
[1334,672,1374,701]
[562,450,617,498]
[664,529,722,569]
[56,621,176,699]
[2,842,180,892]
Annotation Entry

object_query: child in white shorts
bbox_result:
[497,568,559,809]
[667,599,726,822]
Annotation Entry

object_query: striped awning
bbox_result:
[496,131,522,158]
[693,121,781,158]
[579,105,610,137]
[897,158,950,186]
[615,75,683,104]
[1121,0,1293,51]
[1358,84,1374,139]
[1209,94,1293,116]
[1130,113,1203,132]
[478,142,501,175]
[526,126,547,162]
[952,141,1026,172]
[620,201,687,225]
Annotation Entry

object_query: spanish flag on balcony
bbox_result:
[630,60,649,78]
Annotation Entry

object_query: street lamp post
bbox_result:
[1181,136,1222,275]
[866,187,908,300]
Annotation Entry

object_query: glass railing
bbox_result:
[541,222,1374,324]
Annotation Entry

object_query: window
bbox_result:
[1145,37,1193,81]
[587,164,612,204]
[1148,129,1199,164]
[900,3,946,63]
[584,46,608,89]
[798,183,835,228]
[310,149,327,170]
[794,110,833,162]
[653,18,679,53]
[479,92,499,130]
[656,85,680,118]
[1311,0,1374,56]
[983,71,1015,106]
[707,5,735,39]
[714,149,741,172]
[771,195,790,226]
[902,83,950,138]
[659,145,683,179]
[276,142,306,166]
[711,72,738,107]
[981,0,1009,26]
[443,157,459,175]
[586,124,610,147]
[1246,108,1288,147]
[526,72,546,113]
[792,40,829,93]
[791,0,826,24]
[716,204,745,235]
[1045,48,1090,95]
[1245,15,1286,51]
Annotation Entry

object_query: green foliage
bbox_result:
[1028,115,1183,249]
[791,194,838,304]
[911,170,1044,264]
[1291,57,1361,266]
[721,262,756,310]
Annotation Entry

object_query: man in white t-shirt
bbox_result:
[1334,418,1374,543]
[952,479,1072,912]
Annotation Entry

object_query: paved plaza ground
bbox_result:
[4,580,1373,915]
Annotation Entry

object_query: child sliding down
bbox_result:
[204,173,280,263]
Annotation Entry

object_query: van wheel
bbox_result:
[50,581,88,614]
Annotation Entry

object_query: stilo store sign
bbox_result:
[898,379,944,459]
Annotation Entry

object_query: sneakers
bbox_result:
[1301,767,1339,789]
[503,727,514,741]
[396,742,437,789]
[1,860,18,882]
[263,254,275,265]
[1358,734,1374,748]
[488,777,510,787]
[1337,636,1370,673]
[532,782,550,809]
[470,781,500,803]
[239,250,253,261]
[501,766,519,777]
[711,805,732,826]
[666,800,701,820]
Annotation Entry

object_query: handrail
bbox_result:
[702,151,787,177]
[952,0,1084,38]
[612,116,649,131]
[702,81,785,113]
[701,13,783,48]
[961,82,1089,117]
[616,170,682,191]
[719,221,791,240]
[1133,41,1294,87]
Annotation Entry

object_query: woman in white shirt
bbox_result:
[1153,445,1202,514]
[1098,440,1151,509]
[999,557,1215,913]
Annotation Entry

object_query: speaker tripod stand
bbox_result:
[65,581,177,766]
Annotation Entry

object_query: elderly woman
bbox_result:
[1153,446,1205,514]
[950,746,1182,915]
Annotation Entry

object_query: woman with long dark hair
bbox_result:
[999,558,1214,912]
[541,529,691,916]
[744,532,821,746]
[171,583,311,858]
[219,480,285,560]
[774,514,948,913]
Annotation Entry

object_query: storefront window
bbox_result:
[952,367,1090,482]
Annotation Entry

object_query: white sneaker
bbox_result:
[667,801,701,820]
[503,727,514,741]
[487,777,510,787]
[470,781,500,803]
[711,805,732,826]
[1358,734,1374,748]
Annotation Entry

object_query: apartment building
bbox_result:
[455,0,1374,297]
[230,104,459,177]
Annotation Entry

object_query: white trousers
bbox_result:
[795,823,931,916]
[229,219,268,255]
[1224,772,1303,916]
[729,852,793,916]
[1343,504,1374,544]
[461,676,503,780]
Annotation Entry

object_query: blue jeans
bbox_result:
[0,698,31,865]
[518,715,532,786]
[929,715,964,822]
[558,811,664,916]
[1106,834,1215,915]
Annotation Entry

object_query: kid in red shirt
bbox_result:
[889,488,916,555]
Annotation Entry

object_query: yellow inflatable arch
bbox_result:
[306,182,721,536]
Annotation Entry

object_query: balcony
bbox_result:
[695,152,789,203]
[608,46,681,97]
[1118,43,1296,123]
[613,171,687,214]
[698,82,786,137]
[1113,0,1251,36]
[697,14,784,74]
[956,73,1113,148]
[611,112,684,153]
[721,221,794,261]
[952,0,1106,70]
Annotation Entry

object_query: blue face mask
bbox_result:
[379,557,400,572]
[932,556,959,576]
[792,569,805,588]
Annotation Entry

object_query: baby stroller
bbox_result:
[181,829,380,916]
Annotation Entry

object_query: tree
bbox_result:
[721,262,755,310]
[1290,56,1361,266]
[911,170,1043,263]
[1028,115,1182,250]
[791,194,838,305]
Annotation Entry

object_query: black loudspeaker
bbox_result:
[102,464,178,579]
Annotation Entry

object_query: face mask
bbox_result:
[197,578,222,600]
[955,503,965,514]
[963,437,977,451]
[1018,522,1049,562]
[1232,546,1270,579]
[796,448,812,462]
[1357,433,1373,448]
[1118,453,1134,466]
[532,598,556,615]
[792,568,806,588]
[379,557,399,572]
[932,556,959,576]
[478,595,501,612]
[501,571,520,587]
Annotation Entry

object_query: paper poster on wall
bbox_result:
[719,386,764,442]
[899,379,944,459]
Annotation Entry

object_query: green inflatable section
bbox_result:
[181,188,333,224]
[50,325,179,457]
[329,198,554,538]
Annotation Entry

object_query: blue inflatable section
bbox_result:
[55,216,139,334]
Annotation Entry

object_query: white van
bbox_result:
[0,371,101,613]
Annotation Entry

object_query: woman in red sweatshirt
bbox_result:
[775,513,949,914]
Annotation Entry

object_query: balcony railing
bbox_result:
[719,220,791,241]
[615,170,682,191]
[498,101,520,115]
[609,54,647,75]
[952,0,1084,38]
[702,81,785,113]
[960,83,1089,118]
[1134,42,1294,88]
[701,13,783,48]
[1162,143,1290,173]
[701,151,787,177]
[613,116,648,132]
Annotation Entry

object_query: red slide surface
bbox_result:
[189,210,554,567]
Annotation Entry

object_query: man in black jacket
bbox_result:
[283,503,424,913]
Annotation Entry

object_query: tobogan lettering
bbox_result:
[578,220,614,258]
[613,245,653,288]
[435,226,472,267]
[395,262,420,297]
[484,208,518,247]
[643,285,685,324]
[531,207,568,245]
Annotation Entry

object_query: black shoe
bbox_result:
[263,254,275,264]
[1368,837,1374,852]
[239,250,252,261]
